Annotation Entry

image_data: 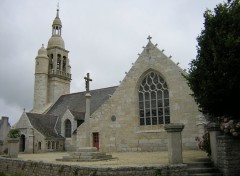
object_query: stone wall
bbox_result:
[0,157,187,176]
[217,135,240,176]
[77,41,203,152]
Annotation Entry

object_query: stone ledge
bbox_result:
[164,123,185,132]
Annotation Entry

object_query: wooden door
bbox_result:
[93,132,99,150]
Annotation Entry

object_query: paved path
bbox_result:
[18,150,207,167]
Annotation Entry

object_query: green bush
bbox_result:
[7,129,20,138]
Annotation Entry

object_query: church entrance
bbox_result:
[19,134,25,152]
[93,132,99,150]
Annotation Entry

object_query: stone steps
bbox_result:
[186,158,222,176]
[56,147,115,162]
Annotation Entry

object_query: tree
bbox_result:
[7,129,20,138]
[185,0,240,120]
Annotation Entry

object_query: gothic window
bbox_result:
[62,56,66,72]
[139,71,170,126]
[57,54,61,70]
[65,119,72,138]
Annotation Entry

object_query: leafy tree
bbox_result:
[7,129,20,138]
[185,0,240,120]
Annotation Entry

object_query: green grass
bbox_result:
[0,172,25,176]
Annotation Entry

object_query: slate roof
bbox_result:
[46,86,118,134]
[26,113,63,139]
[69,110,85,120]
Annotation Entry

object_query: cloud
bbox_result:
[0,0,224,125]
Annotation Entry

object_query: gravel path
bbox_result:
[18,150,207,167]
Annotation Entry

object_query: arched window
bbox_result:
[139,71,170,126]
[57,54,61,70]
[49,54,53,69]
[62,56,66,72]
[65,119,72,138]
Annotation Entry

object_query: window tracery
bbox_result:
[139,71,170,126]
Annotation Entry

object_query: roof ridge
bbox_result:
[60,85,118,97]
[26,112,57,117]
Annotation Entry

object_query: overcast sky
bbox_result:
[0,0,224,125]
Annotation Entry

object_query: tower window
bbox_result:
[65,119,72,138]
[49,54,53,69]
[63,56,66,72]
[139,71,170,126]
[57,54,61,70]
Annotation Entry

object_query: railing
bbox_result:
[49,69,71,80]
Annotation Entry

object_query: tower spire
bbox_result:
[56,1,60,18]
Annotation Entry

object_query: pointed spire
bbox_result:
[56,1,60,18]
[56,9,59,18]
[48,7,65,48]
[53,8,62,27]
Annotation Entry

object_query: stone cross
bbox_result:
[147,35,152,41]
[84,73,92,92]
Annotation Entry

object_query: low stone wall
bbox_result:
[217,135,240,176]
[0,157,187,176]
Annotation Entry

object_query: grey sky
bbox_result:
[0,0,224,125]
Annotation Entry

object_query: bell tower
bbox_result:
[47,8,71,105]
[32,8,71,113]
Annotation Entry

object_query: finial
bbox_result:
[23,108,25,112]
[147,35,152,42]
[42,44,44,48]
[169,55,172,59]
[56,1,60,17]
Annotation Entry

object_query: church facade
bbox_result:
[15,9,204,153]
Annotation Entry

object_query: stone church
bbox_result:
[15,9,204,153]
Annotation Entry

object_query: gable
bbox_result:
[99,40,201,124]
[15,112,33,129]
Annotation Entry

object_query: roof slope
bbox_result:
[69,110,85,120]
[47,86,117,117]
[46,86,117,133]
[27,113,63,139]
